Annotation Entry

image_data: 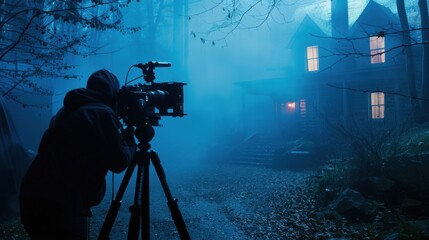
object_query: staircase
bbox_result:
[226,133,282,167]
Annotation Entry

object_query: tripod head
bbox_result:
[134,124,155,152]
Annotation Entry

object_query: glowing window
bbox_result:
[370,36,385,64]
[306,46,319,71]
[371,92,385,119]
[287,102,296,112]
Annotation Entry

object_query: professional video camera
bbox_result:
[117,61,186,126]
[99,61,190,239]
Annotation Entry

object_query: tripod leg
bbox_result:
[127,156,144,240]
[98,153,139,240]
[141,152,150,240]
[149,151,191,240]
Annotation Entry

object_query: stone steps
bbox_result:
[227,133,281,167]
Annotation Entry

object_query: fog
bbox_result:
[38,0,300,169]
[6,0,405,166]
[3,0,429,238]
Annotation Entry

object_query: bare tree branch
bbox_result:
[327,83,429,101]
[0,11,39,60]
[0,0,140,106]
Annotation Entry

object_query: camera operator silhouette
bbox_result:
[19,69,137,239]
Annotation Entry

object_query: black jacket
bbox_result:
[20,69,135,216]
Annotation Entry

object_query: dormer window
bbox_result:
[370,36,385,64]
[306,46,319,71]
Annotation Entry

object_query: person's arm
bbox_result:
[97,111,136,173]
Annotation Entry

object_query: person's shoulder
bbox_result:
[81,102,113,112]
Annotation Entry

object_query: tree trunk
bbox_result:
[173,0,189,78]
[144,0,157,59]
[419,0,429,121]
[397,0,422,123]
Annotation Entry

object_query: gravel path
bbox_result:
[89,163,318,239]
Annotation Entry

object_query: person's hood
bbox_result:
[63,69,120,110]
[86,69,120,101]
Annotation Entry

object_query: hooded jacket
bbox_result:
[20,69,135,216]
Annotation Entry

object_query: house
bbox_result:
[237,0,414,138]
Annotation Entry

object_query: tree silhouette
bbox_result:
[418,0,429,121]
[189,0,284,45]
[0,0,140,106]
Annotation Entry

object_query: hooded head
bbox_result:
[63,69,121,110]
[86,69,120,101]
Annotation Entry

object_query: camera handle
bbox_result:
[98,124,190,240]
[134,61,171,84]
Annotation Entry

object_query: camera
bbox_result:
[117,61,186,126]
[100,62,190,240]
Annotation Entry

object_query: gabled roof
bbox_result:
[289,15,329,48]
[350,0,399,35]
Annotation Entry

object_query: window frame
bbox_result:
[306,45,319,72]
[370,92,385,119]
[369,36,385,64]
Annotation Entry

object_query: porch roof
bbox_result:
[235,77,305,99]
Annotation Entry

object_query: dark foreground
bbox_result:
[90,163,316,239]
[1,162,428,239]
[88,163,427,239]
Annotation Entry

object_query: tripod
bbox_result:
[98,125,190,240]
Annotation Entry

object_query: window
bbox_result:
[370,92,385,119]
[306,46,319,71]
[286,102,296,112]
[300,99,306,118]
[370,36,385,64]
[280,102,296,114]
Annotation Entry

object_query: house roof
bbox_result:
[288,15,329,48]
[289,1,399,42]
[350,0,399,35]
[237,1,405,96]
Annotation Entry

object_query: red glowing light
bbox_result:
[287,102,296,111]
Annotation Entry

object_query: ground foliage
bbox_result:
[99,164,427,239]
[1,163,427,239]
[0,218,29,240]
[397,122,429,155]
[176,165,402,239]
